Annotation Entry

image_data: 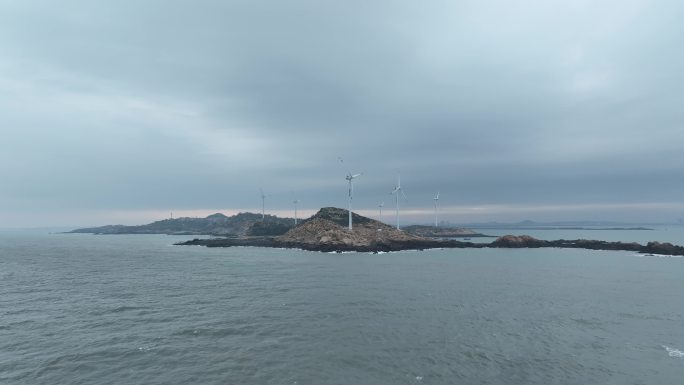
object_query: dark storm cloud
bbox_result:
[1,0,683,226]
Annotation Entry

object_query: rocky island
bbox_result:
[68,207,684,256]
[175,207,684,256]
[177,207,458,252]
[68,212,295,236]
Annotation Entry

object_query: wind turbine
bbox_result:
[259,188,268,220]
[433,191,440,227]
[345,171,362,230]
[293,199,300,225]
[390,175,407,229]
[378,201,384,222]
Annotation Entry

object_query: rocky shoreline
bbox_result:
[173,208,684,256]
[175,234,684,256]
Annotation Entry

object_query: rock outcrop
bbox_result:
[485,235,684,256]
[276,208,431,252]
[490,235,548,248]
[642,241,684,255]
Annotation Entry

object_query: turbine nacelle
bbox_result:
[345,172,362,181]
[391,186,407,199]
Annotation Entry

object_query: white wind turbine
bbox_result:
[390,174,407,229]
[345,171,362,230]
[259,188,268,220]
[433,191,440,228]
[293,199,300,225]
[378,201,384,222]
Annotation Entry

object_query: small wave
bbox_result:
[662,345,684,358]
[619,313,664,321]
[173,325,257,337]
[137,345,156,352]
[637,253,683,258]
[90,305,149,316]
[111,306,147,313]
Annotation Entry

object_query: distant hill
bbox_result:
[455,220,654,230]
[402,225,492,238]
[68,212,295,236]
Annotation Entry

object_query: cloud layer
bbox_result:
[1,0,683,226]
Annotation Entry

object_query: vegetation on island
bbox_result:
[68,212,295,236]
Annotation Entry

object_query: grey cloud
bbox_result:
[1,0,683,226]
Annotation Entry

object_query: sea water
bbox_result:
[1,230,684,384]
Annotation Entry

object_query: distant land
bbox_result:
[68,212,295,237]
[451,219,654,230]
[68,211,490,238]
[67,207,684,255]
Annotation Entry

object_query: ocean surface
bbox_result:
[2,229,684,384]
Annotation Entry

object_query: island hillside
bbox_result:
[179,207,458,252]
[68,208,490,238]
[68,212,295,236]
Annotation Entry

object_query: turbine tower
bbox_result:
[260,188,267,220]
[378,201,384,222]
[433,191,440,227]
[293,199,300,225]
[345,171,362,230]
[390,175,407,229]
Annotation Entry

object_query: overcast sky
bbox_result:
[1,0,683,227]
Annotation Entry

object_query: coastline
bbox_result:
[175,234,684,256]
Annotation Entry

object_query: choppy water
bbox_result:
[2,231,684,384]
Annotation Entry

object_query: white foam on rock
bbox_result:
[662,345,684,358]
